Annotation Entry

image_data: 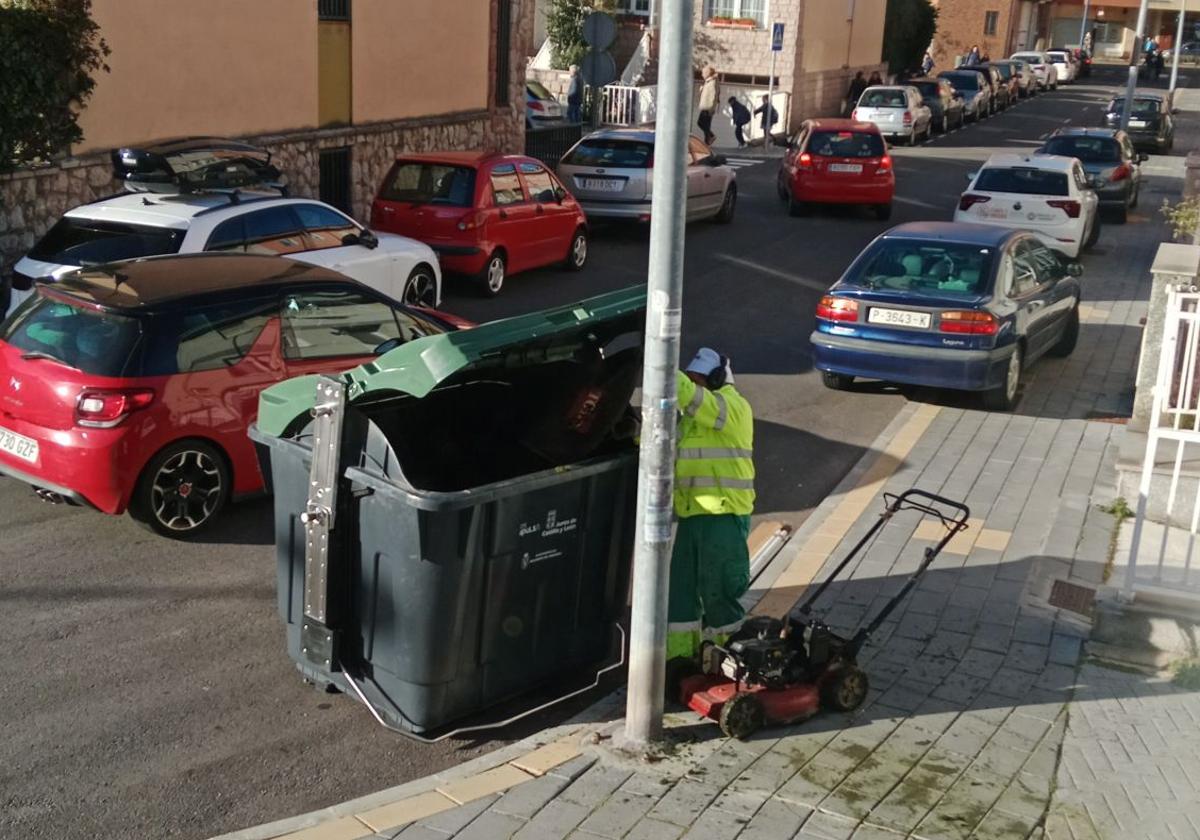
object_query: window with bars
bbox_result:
[318,0,350,21]
[614,0,651,13]
[984,11,999,36]
[495,1,512,107]
[704,0,767,27]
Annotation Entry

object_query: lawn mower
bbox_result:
[676,488,970,739]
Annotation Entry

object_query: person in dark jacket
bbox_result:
[922,51,935,75]
[868,70,884,86]
[728,96,751,148]
[847,71,868,113]
[754,95,779,139]
[566,65,583,123]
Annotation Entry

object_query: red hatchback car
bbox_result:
[0,254,465,537]
[370,152,588,296]
[776,119,895,220]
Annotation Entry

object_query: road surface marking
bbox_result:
[715,253,829,292]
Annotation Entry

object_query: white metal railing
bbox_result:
[1125,286,1200,602]
[601,84,657,126]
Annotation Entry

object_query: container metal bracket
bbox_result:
[300,376,345,667]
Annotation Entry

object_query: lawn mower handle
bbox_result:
[793,488,970,622]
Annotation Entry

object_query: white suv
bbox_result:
[10,140,442,314]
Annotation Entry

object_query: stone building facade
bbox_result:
[0,0,533,281]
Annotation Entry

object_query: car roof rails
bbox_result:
[111,137,287,197]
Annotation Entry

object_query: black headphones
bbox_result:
[706,355,730,390]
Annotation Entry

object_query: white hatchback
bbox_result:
[853,86,933,145]
[1046,50,1077,83]
[1010,52,1059,90]
[953,153,1099,258]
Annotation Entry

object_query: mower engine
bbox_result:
[720,635,806,689]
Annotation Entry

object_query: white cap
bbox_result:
[685,347,733,384]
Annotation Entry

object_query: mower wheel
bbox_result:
[665,656,701,706]
[821,664,870,712]
[719,691,765,740]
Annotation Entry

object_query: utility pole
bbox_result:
[1122,0,1152,132]
[623,0,693,749]
[1170,0,1187,98]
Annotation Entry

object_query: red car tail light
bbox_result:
[528,100,545,112]
[939,311,999,335]
[876,155,892,174]
[903,111,913,125]
[457,211,487,231]
[1110,163,1132,182]
[816,295,859,322]
[958,193,990,211]
[75,389,155,429]
[1046,199,1081,218]
[798,151,813,168]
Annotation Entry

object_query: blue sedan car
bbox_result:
[810,222,1082,410]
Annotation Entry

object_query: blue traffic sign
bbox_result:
[771,22,784,52]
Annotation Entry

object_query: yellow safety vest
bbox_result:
[674,371,755,518]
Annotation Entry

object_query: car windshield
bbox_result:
[1107,99,1160,117]
[992,64,1014,79]
[562,138,654,168]
[526,80,554,100]
[808,130,885,158]
[844,242,994,297]
[28,218,184,265]
[379,162,475,206]
[911,81,941,97]
[859,89,906,108]
[1,295,142,376]
[1041,136,1121,163]
[942,74,979,90]
[974,167,1069,196]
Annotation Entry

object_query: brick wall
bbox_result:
[931,0,1017,69]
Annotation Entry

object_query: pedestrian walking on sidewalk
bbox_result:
[666,348,756,663]
[922,51,935,76]
[967,44,981,65]
[728,96,751,148]
[697,66,720,145]
[566,64,583,123]
[754,94,779,140]
[846,71,867,114]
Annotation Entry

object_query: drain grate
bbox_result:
[1049,579,1096,617]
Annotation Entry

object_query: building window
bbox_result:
[318,0,350,21]
[614,0,651,13]
[984,11,999,36]
[319,147,353,215]
[496,0,512,107]
[704,0,768,28]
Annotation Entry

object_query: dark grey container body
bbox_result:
[253,418,636,733]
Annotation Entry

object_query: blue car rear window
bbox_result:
[845,242,995,297]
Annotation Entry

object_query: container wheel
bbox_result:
[820,664,870,712]
[719,691,765,740]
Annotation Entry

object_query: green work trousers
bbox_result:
[666,513,751,660]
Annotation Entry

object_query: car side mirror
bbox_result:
[1066,261,1083,277]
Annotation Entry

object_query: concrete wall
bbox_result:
[800,0,885,73]
[352,1,491,123]
[77,0,319,152]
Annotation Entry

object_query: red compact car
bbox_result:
[776,119,895,220]
[370,152,588,296]
[0,253,466,537]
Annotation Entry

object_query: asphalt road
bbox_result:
[0,64,1183,840]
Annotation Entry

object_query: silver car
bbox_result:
[853,86,933,145]
[557,129,737,223]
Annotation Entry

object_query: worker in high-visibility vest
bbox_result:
[667,348,755,663]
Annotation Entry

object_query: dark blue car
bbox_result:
[810,222,1082,410]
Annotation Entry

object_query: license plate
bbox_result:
[581,178,623,192]
[980,207,1008,219]
[868,307,931,329]
[0,426,38,464]
[1129,119,1147,128]
[828,163,863,174]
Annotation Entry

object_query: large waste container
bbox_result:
[250,286,644,734]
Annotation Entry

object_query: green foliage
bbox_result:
[882,0,937,75]
[1171,658,1200,689]
[1100,497,1133,521]
[1161,196,1200,243]
[0,0,109,170]
[544,0,614,71]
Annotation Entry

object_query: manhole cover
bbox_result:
[1049,579,1096,617]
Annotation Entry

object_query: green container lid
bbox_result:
[256,285,647,437]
